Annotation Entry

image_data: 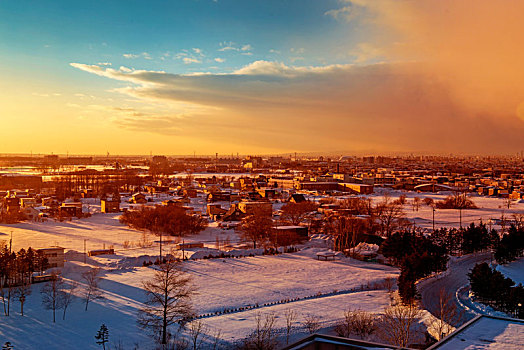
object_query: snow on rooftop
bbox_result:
[432,316,524,350]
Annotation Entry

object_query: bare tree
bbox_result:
[61,280,78,320]
[210,328,222,350]
[284,309,297,345]
[0,261,15,316]
[503,197,513,210]
[430,289,462,340]
[396,195,407,205]
[412,197,421,212]
[325,214,367,252]
[335,309,376,339]
[40,273,65,323]
[512,213,524,230]
[500,212,508,235]
[188,319,206,350]
[383,277,395,295]
[303,314,321,334]
[238,207,273,249]
[82,268,102,311]
[379,304,421,347]
[280,201,318,225]
[374,198,405,237]
[138,260,195,345]
[13,282,31,316]
[240,312,278,350]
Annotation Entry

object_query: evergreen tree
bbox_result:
[95,324,109,350]
[398,266,417,304]
[495,225,524,264]
[461,223,490,254]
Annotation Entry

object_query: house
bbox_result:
[339,183,374,194]
[59,202,83,217]
[23,206,40,221]
[183,188,198,198]
[221,204,245,222]
[238,201,273,216]
[274,225,308,237]
[207,203,227,216]
[101,198,120,213]
[272,225,308,246]
[36,247,65,268]
[207,191,232,202]
[289,193,306,203]
[257,188,276,199]
[41,197,59,207]
[296,182,340,192]
[2,197,20,212]
[130,193,147,204]
[20,197,37,207]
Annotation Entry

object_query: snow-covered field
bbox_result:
[364,189,524,231]
[0,192,522,348]
[0,212,397,348]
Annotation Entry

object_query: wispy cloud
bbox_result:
[123,52,152,60]
[290,48,305,54]
[183,57,201,64]
[325,6,354,22]
[218,42,253,53]
[214,58,225,63]
[192,48,204,56]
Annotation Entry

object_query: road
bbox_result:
[419,252,491,326]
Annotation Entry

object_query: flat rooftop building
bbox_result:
[36,246,65,268]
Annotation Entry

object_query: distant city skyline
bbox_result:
[2,0,524,155]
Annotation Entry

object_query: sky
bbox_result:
[1,0,524,156]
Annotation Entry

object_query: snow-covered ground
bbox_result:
[496,257,524,285]
[0,192,521,348]
[363,189,524,231]
[0,212,397,348]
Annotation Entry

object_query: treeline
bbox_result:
[430,222,499,256]
[119,205,208,236]
[468,262,523,318]
[380,231,448,304]
[0,246,49,316]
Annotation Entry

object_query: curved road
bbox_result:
[419,252,491,326]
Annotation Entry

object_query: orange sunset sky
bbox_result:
[1,0,524,155]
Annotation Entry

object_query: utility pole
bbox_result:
[9,231,13,254]
[84,239,87,263]
[432,208,435,231]
[159,230,162,262]
[182,239,185,261]
[459,208,462,229]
